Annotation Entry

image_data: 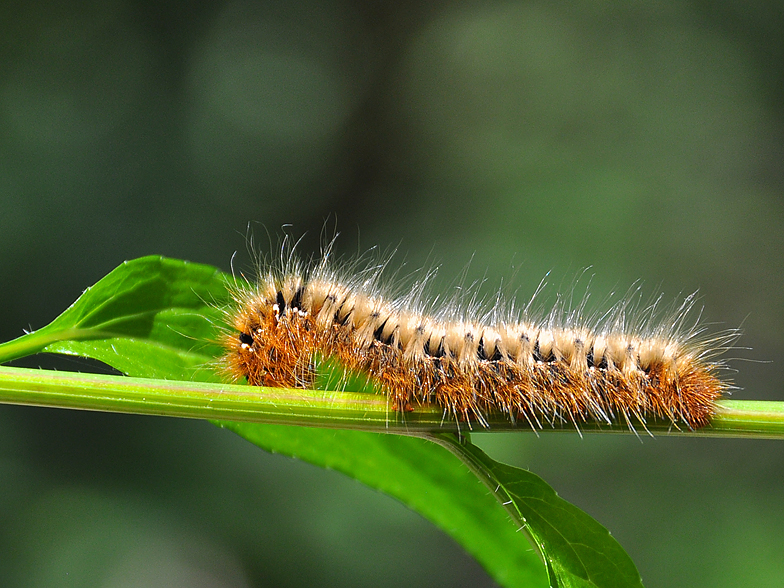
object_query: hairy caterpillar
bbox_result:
[220,243,734,430]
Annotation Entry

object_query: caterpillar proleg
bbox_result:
[220,242,734,431]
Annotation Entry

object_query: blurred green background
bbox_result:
[1,1,783,586]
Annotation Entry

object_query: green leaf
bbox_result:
[217,422,548,587]
[0,256,229,380]
[0,255,645,588]
[432,436,644,588]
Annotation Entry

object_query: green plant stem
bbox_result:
[0,329,83,364]
[1,365,782,437]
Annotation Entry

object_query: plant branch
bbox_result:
[0,366,782,437]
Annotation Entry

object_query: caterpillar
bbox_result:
[220,244,734,431]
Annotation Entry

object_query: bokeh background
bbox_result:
[2,1,783,587]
